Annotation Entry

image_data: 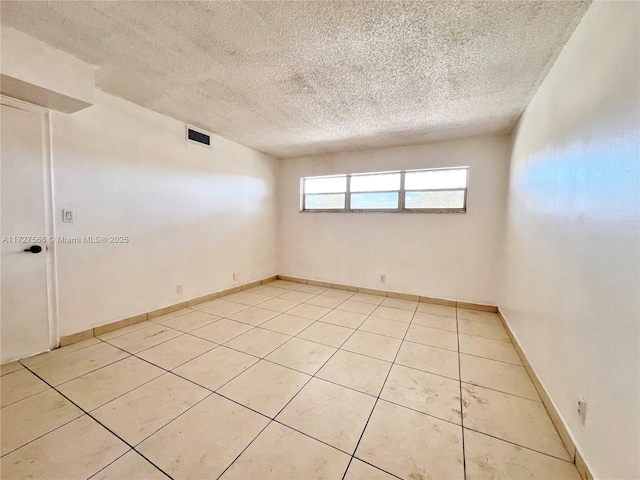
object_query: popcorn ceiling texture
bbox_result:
[1,1,591,158]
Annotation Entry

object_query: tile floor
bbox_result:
[0,280,582,480]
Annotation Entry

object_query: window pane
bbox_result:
[405,190,465,209]
[351,192,399,209]
[304,176,346,194]
[350,173,401,192]
[305,194,345,209]
[405,168,467,190]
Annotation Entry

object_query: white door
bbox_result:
[1,102,52,363]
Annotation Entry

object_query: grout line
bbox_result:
[341,302,419,479]
[462,426,577,463]
[456,303,468,480]
[8,363,178,480]
[215,309,365,479]
[87,449,172,480]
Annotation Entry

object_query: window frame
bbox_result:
[300,167,469,213]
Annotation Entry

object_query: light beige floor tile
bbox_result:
[195,299,248,317]
[135,334,216,370]
[266,338,337,375]
[458,319,510,342]
[173,346,258,390]
[287,303,332,320]
[338,299,377,316]
[97,322,155,341]
[462,384,570,460]
[344,459,397,480]
[92,450,167,480]
[233,292,273,306]
[106,323,182,354]
[1,416,128,480]
[412,311,458,332]
[371,305,414,323]
[464,429,581,480]
[321,309,368,328]
[1,361,24,376]
[221,422,350,480]
[417,302,457,317]
[225,328,291,357]
[359,316,409,339]
[405,324,458,351]
[150,307,193,324]
[138,394,269,479]
[295,284,329,294]
[227,306,279,326]
[277,378,376,453]
[381,364,462,424]
[92,373,209,445]
[459,333,522,365]
[320,289,355,300]
[356,400,464,480]
[154,310,220,332]
[349,293,385,305]
[20,337,101,367]
[223,292,271,306]
[460,354,538,400]
[317,350,391,396]
[1,369,49,407]
[278,290,316,303]
[381,297,418,311]
[191,318,253,344]
[253,286,289,297]
[258,297,300,313]
[298,321,354,347]
[396,341,460,379]
[260,313,315,336]
[457,308,502,325]
[57,356,164,411]
[305,295,345,309]
[30,342,129,386]
[341,331,401,362]
[1,388,83,455]
[218,360,310,417]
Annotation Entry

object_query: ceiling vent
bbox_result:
[186,125,211,147]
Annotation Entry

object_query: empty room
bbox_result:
[0,1,638,479]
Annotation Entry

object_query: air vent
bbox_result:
[186,125,211,147]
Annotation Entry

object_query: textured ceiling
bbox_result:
[1,1,591,158]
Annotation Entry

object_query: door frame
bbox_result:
[1,95,59,352]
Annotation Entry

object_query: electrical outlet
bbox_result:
[62,209,74,223]
[577,396,587,424]
[233,273,238,281]
[176,284,183,294]
[380,274,386,283]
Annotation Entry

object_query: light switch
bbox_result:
[62,210,74,223]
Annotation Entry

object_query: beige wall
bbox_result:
[501,2,640,478]
[52,90,279,336]
[278,135,511,305]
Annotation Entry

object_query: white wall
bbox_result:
[501,2,640,479]
[52,90,278,336]
[278,136,510,305]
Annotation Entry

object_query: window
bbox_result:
[300,167,468,212]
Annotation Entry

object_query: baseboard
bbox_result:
[278,275,496,312]
[58,274,278,348]
[496,308,594,480]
